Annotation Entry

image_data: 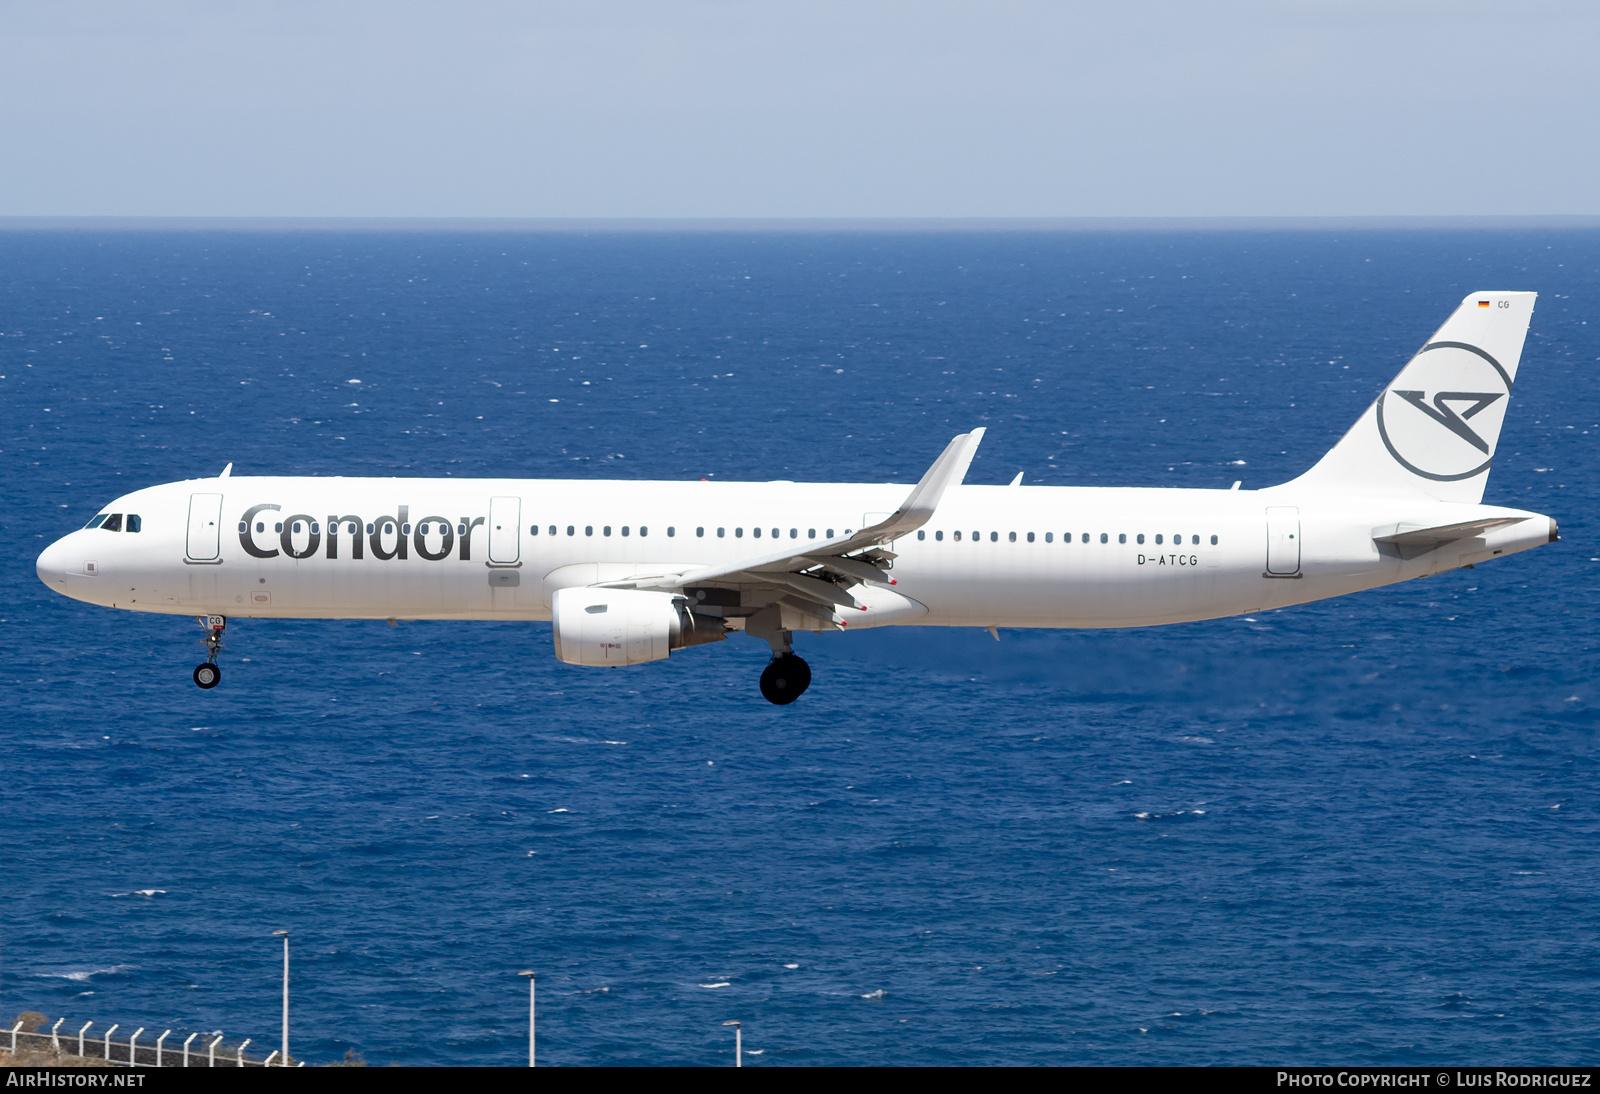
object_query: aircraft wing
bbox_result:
[599,428,985,613]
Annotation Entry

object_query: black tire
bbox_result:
[759,654,811,705]
[193,663,221,689]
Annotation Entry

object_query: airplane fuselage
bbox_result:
[36,475,1555,630]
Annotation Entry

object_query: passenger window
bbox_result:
[973,531,980,542]
[621,526,629,537]
[603,526,612,536]
[826,528,834,538]
[790,529,798,539]
[917,530,925,540]
[1192,535,1200,545]
[1136,534,1144,545]
[401,523,410,535]
[547,525,556,536]
[735,528,744,538]
[567,526,575,536]
[275,522,284,533]
[458,524,467,536]
[126,515,141,533]
[808,528,816,538]
[293,522,303,534]
[1155,534,1163,545]
[772,528,779,539]
[1044,532,1052,543]
[1099,533,1108,543]
[1118,534,1126,544]
[1007,532,1015,543]
[696,527,704,537]
[367,523,375,534]
[936,530,944,541]
[585,526,594,536]
[1210,534,1218,545]
[1082,533,1090,543]
[102,514,123,532]
[1026,532,1034,543]
[953,531,962,541]
[717,528,725,538]
[530,524,539,535]
[752,527,760,538]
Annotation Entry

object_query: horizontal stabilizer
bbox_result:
[1371,517,1523,546]
[1371,516,1527,559]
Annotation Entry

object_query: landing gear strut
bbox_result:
[745,605,813,705]
[760,652,811,705]
[193,615,225,689]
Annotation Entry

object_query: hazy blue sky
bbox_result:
[1,0,1595,217]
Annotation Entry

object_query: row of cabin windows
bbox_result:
[86,513,142,532]
[529,525,849,539]
[237,519,1218,548]
[918,530,1220,546]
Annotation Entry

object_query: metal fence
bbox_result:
[5,1019,297,1067]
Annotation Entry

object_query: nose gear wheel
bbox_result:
[193,615,226,689]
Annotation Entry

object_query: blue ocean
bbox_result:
[1,225,1596,1066]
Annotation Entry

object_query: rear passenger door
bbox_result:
[488,496,521,564]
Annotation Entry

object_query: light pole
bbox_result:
[723,1020,741,1067]
[518,971,535,1067]
[272,931,289,1066]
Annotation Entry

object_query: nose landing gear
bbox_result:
[193,615,225,689]
[759,652,811,705]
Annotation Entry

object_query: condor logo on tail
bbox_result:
[1390,389,1504,454]
[1376,340,1513,483]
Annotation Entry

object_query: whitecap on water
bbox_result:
[51,964,136,982]
[698,981,731,989]
[861,989,886,999]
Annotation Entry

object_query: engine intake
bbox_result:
[551,588,726,667]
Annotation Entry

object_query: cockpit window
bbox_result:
[100,514,123,532]
[84,513,110,529]
[126,514,141,533]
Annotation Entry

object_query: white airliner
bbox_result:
[36,291,1556,704]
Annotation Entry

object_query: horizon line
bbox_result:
[3,214,1600,233]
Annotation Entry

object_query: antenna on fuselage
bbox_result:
[219,463,233,479]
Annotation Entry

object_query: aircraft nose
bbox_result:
[36,534,81,590]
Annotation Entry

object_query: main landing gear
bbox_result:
[741,605,814,705]
[759,652,812,706]
[193,615,225,689]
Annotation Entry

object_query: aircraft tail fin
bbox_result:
[1290,291,1536,503]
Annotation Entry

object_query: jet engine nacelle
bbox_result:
[551,587,726,667]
